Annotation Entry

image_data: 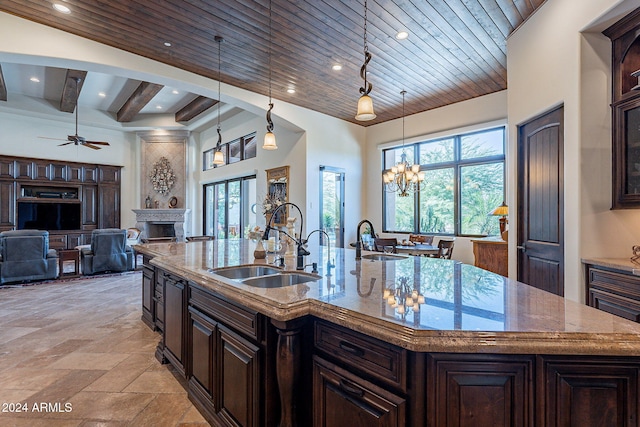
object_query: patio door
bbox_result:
[319,166,345,248]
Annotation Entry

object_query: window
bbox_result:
[203,132,257,170]
[204,176,256,239]
[383,127,505,237]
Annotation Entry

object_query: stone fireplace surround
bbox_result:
[133,209,191,242]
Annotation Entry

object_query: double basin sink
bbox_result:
[209,265,321,289]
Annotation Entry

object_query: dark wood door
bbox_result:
[189,307,218,405]
[98,185,120,229]
[313,356,406,427]
[517,106,564,295]
[141,265,155,329]
[427,354,534,427]
[541,356,639,427]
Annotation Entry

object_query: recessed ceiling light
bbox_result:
[395,31,409,40]
[286,88,295,94]
[164,42,172,47]
[332,64,343,71]
[30,77,40,83]
[52,3,71,14]
[98,92,106,97]
[156,105,163,110]
[172,89,179,94]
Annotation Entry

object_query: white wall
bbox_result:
[506,0,639,302]
[364,91,509,265]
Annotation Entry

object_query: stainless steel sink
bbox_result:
[241,272,321,288]
[211,265,282,279]
[361,253,407,261]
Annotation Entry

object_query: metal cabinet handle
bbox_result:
[338,341,365,357]
[339,379,364,397]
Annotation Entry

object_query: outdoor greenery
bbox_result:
[384,127,504,236]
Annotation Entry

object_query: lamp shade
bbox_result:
[263,131,277,150]
[213,149,224,165]
[355,94,376,121]
[490,202,508,216]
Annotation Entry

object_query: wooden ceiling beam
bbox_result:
[60,69,87,112]
[175,96,218,122]
[116,81,164,122]
[0,64,6,102]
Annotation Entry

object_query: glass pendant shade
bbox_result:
[263,131,277,150]
[355,94,376,121]
[213,149,224,165]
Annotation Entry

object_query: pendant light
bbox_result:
[355,0,376,121]
[383,90,425,196]
[263,0,277,150]
[213,35,225,165]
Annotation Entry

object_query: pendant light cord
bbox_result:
[359,0,372,96]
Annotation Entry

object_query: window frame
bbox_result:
[382,126,505,237]
[203,174,256,239]
[203,132,257,171]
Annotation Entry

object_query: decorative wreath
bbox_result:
[149,156,176,195]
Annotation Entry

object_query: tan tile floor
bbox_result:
[0,272,210,426]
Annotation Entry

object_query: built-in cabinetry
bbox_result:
[0,155,121,249]
[584,262,640,323]
[604,8,640,208]
[471,237,508,276]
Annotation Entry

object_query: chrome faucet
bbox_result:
[355,219,376,260]
[306,229,334,276]
[263,202,309,270]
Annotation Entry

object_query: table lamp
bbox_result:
[490,202,509,241]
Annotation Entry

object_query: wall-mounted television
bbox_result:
[17,202,81,231]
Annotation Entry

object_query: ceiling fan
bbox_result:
[40,77,110,150]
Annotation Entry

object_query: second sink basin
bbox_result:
[211,265,282,279]
[361,253,407,261]
[242,272,321,288]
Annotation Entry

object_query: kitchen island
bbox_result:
[136,239,640,427]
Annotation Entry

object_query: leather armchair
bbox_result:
[0,230,58,284]
[81,229,134,275]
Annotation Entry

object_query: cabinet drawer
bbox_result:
[314,321,406,391]
[48,234,68,250]
[588,268,640,301]
[589,288,640,323]
[190,285,261,341]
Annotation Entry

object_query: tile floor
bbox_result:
[0,272,210,426]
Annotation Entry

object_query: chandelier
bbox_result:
[383,277,425,318]
[383,90,425,196]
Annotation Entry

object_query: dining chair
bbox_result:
[409,234,434,245]
[374,238,398,253]
[429,239,455,259]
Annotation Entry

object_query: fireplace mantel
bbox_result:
[133,209,191,242]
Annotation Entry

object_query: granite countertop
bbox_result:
[135,239,640,355]
[582,257,640,275]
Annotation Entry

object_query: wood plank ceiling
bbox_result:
[0,0,546,126]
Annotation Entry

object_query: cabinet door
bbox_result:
[217,325,261,427]
[0,181,15,228]
[541,357,639,427]
[164,275,185,375]
[155,273,164,332]
[427,354,533,427]
[189,307,218,405]
[313,356,406,427]
[82,185,98,226]
[141,265,155,329]
[98,185,120,229]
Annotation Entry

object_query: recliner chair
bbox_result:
[81,228,134,275]
[0,230,58,284]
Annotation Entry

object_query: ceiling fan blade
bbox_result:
[85,140,110,145]
[82,143,102,150]
[58,142,75,146]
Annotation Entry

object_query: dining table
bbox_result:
[394,243,439,256]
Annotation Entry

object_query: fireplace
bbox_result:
[133,209,191,242]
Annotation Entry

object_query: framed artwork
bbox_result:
[265,166,289,226]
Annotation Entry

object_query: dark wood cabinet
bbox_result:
[189,306,217,403]
[0,155,121,248]
[584,263,640,323]
[540,356,639,427]
[163,271,187,376]
[141,265,155,329]
[313,355,406,427]
[604,8,640,208]
[427,354,533,427]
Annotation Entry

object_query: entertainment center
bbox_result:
[0,155,122,249]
